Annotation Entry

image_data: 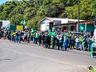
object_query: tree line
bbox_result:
[0,0,95,29]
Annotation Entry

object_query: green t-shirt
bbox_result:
[48,31,56,37]
[79,36,83,43]
[35,33,39,38]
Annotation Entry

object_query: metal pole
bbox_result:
[94,16,96,28]
[77,0,80,32]
[85,23,87,32]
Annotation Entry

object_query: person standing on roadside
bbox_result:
[70,36,75,49]
[56,33,63,50]
[38,33,42,46]
[35,31,39,44]
[12,31,16,42]
[16,31,21,43]
[75,36,80,50]
[64,36,69,51]
[0,30,3,39]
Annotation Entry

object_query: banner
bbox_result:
[16,25,23,31]
[9,25,16,31]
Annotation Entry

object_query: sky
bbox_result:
[0,0,26,4]
[0,0,7,4]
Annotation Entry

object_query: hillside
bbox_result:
[0,0,94,29]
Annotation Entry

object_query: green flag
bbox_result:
[23,19,26,25]
[31,28,34,33]
[20,20,23,25]
[49,31,56,36]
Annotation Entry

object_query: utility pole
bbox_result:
[77,0,80,32]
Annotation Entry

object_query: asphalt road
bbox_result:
[0,39,96,72]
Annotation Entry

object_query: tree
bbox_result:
[45,4,64,17]
[24,7,36,20]
[92,0,96,17]
[80,0,92,19]
[66,0,92,19]
[65,5,78,19]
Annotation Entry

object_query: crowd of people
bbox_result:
[0,29,93,51]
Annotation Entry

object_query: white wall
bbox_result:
[40,24,49,31]
[2,20,10,28]
[40,19,50,31]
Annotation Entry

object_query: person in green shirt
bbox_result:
[35,31,39,44]
[12,31,16,42]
